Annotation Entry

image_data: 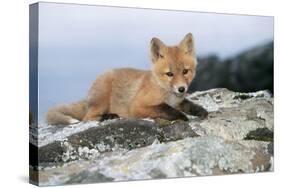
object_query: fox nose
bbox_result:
[178,87,186,93]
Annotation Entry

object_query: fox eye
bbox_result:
[166,72,174,77]
[183,69,189,75]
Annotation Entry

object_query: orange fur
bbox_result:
[47,33,201,125]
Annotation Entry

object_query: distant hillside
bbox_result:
[189,41,273,93]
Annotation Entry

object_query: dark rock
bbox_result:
[244,128,273,142]
[158,120,198,141]
[38,119,198,164]
[233,93,253,100]
[38,141,64,164]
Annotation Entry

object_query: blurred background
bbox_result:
[37,2,273,119]
[190,41,273,93]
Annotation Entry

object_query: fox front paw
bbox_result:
[194,107,208,119]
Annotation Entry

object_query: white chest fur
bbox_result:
[164,94,185,108]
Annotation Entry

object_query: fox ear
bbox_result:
[150,37,166,63]
[179,33,195,56]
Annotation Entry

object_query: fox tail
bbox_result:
[46,100,87,125]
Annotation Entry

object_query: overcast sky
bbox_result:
[37,2,273,119]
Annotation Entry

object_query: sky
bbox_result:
[37,2,273,119]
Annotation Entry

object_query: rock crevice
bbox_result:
[29,88,274,186]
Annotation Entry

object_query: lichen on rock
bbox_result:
[32,88,274,186]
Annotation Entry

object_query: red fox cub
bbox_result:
[47,33,208,125]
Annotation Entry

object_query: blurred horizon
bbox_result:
[36,2,274,119]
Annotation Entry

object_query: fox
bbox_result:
[47,33,208,125]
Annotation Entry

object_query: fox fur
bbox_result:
[46,33,208,125]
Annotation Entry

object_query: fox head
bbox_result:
[150,33,197,97]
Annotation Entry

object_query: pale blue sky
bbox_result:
[37,2,273,119]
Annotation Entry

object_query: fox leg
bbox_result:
[131,103,188,121]
[83,103,108,121]
[177,99,208,118]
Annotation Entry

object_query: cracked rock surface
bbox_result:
[29,88,274,186]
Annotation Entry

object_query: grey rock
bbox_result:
[187,88,273,140]
[37,136,272,186]
[35,88,274,186]
[38,119,198,164]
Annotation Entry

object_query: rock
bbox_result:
[187,88,273,141]
[244,128,273,142]
[33,88,274,186]
[37,136,272,186]
[37,119,198,164]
